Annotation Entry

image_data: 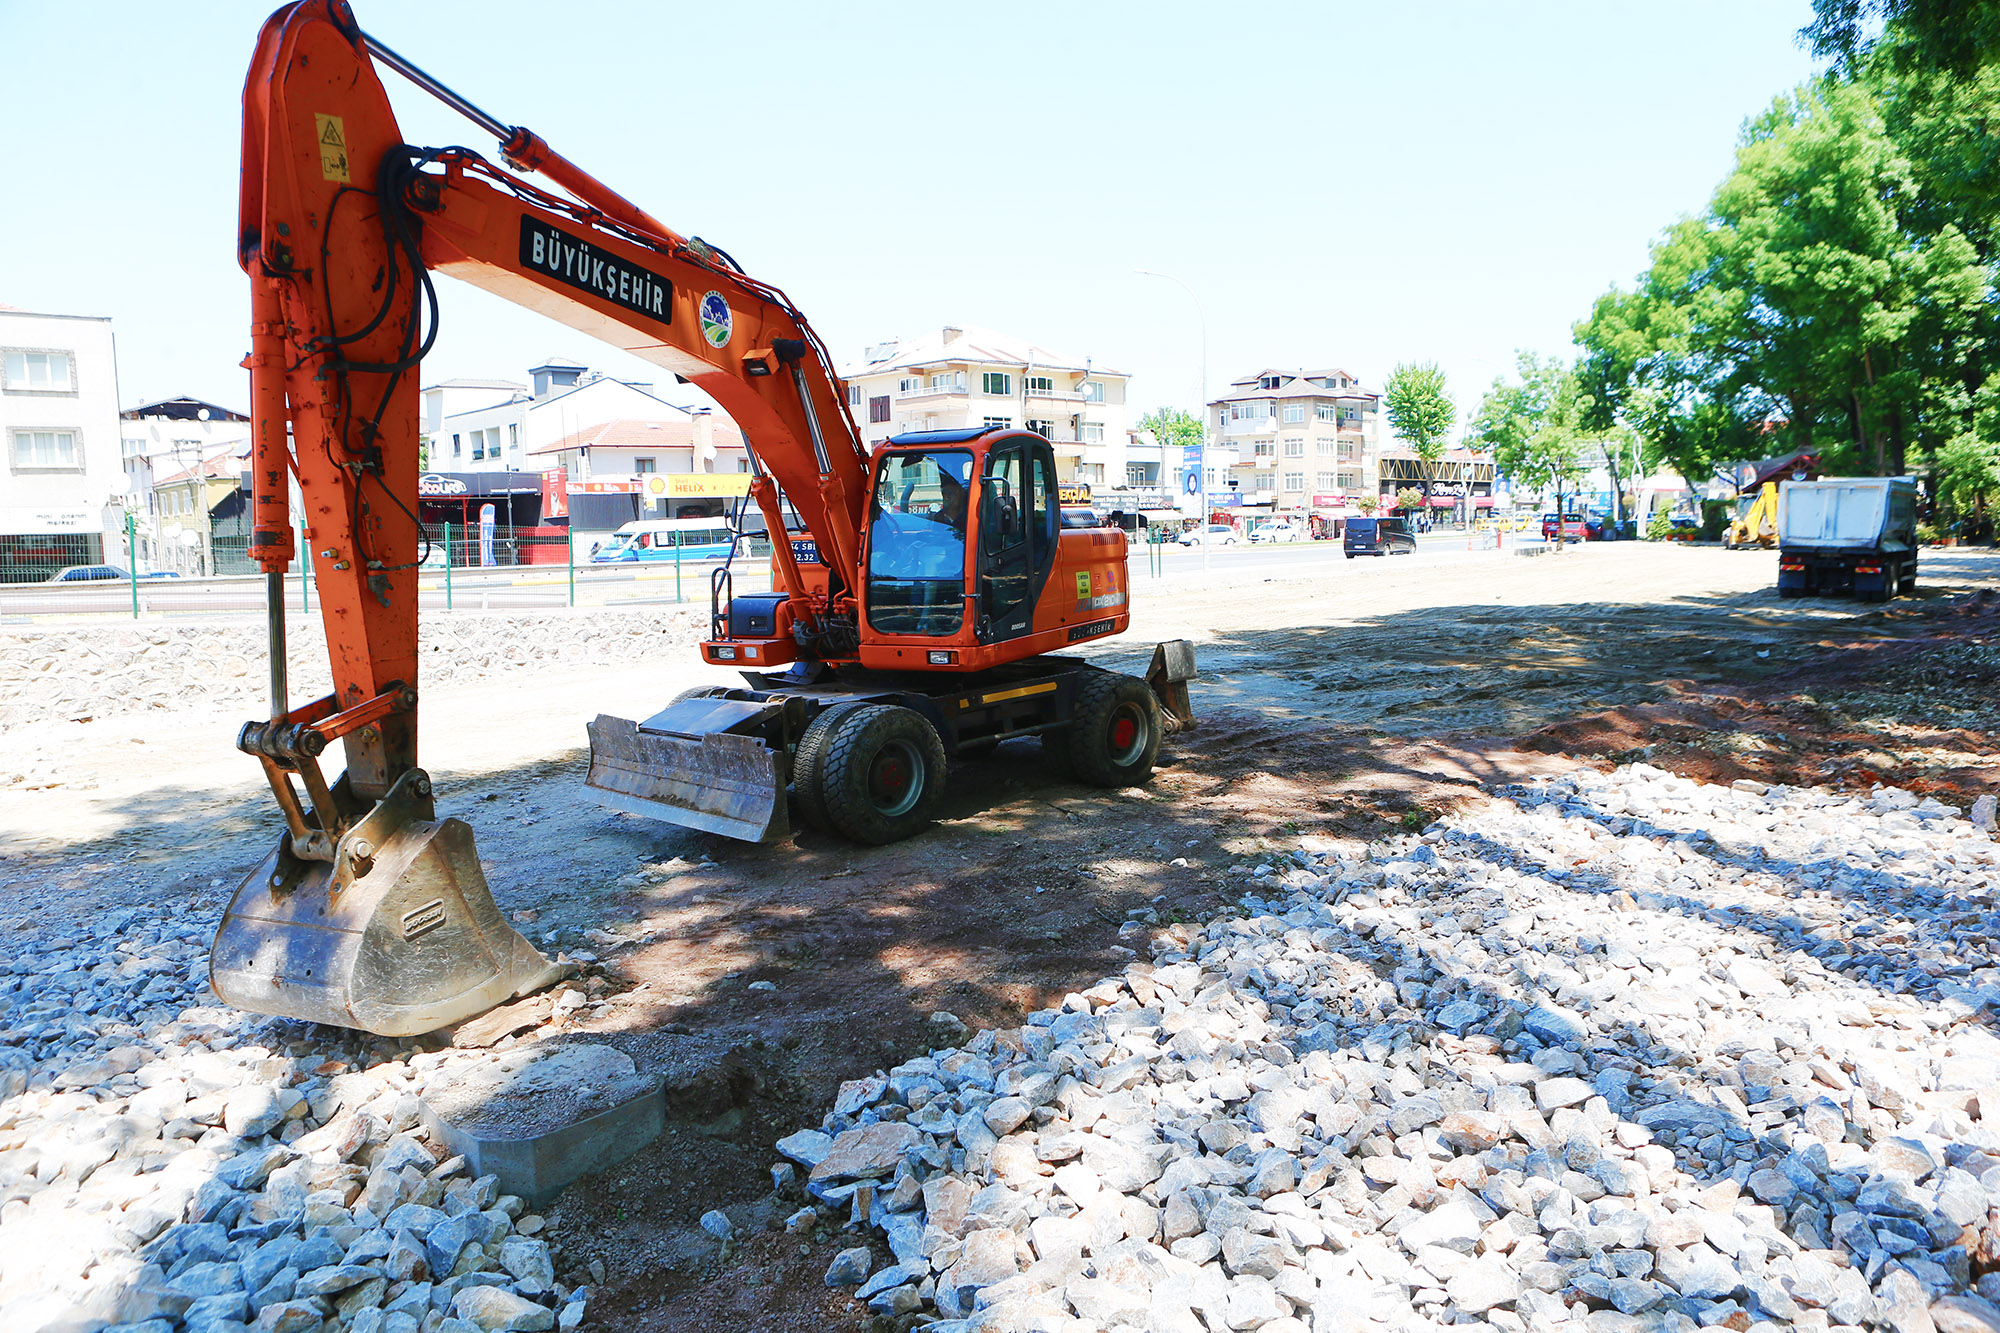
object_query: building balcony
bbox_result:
[1025,386,1087,404]
[1221,418,1275,437]
[895,384,969,401]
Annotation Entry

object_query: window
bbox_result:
[1080,423,1104,444]
[868,395,891,424]
[1127,464,1151,485]
[508,424,519,450]
[1317,438,1336,456]
[1315,404,1338,423]
[1025,375,1054,396]
[846,385,862,408]
[899,377,922,395]
[1338,471,1360,489]
[1283,472,1305,492]
[983,416,1013,429]
[635,457,656,473]
[1282,405,1305,424]
[1339,441,1359,462]
[452,433,462,457]
[11,429,79,469]
[1259,375,1283,390]
[1081,463,1105,484]
[982,372,1012,396]
[3,350,73,392]
[1027,419,1054,439]
[1081,381,1105,403]
[1283,438,1304,456]
[1253,442,1274,458]
[1229,402,1271,422]
[1318,471,1338,489]
[928,372,965,392]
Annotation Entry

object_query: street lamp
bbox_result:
[1135,268,1209,571]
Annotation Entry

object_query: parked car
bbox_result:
[1540,512,1601,541]
[1178,523,1241,547]
[1343,517,1417,558]
[1250,521,1305,544]
[139,570,182,579]
[45,564,130,583]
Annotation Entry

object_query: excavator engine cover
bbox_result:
[211,774,566,1036]
[586,702,790,844]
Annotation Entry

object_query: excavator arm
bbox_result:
[217,0,871,1034]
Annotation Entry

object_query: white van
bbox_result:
[589,518,738,565]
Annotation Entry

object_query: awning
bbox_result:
[1426,496,1457,508]
[1475,496,1495,508]
[418,471,544,497]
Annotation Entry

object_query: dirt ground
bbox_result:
[4,542,1997,1330]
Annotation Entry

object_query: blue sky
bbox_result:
[0,1,1824,433]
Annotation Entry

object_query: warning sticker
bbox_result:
[1074,571,1092,600]
[315,114,350,183]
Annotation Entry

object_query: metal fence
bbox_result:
[0,513,771,620]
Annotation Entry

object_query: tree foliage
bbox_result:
[1804,0,2000,75]
[1383,363,1456,491]
[1471,354,1592,506]
[1136,406,1205,456]
[1574,57,1996,507]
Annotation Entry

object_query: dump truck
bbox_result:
[1776,477,1919,602]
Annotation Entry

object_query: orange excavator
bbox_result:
[215,1,1196,1035]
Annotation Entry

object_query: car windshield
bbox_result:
[869,449,972,636]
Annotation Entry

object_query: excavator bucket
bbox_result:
[211,775,567,1036]
[585,703,790,844]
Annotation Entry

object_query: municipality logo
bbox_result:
[699,292,732,348]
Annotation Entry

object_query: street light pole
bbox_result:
[1136,268,1209,572]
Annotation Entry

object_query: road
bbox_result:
[5,528,1518,621]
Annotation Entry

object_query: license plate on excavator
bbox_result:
[586,712,789,843]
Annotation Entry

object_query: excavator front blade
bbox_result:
[585,711,789,844]
[211,775,567,1036]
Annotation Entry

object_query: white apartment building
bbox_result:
[839,325,1132,491]
[1206,367,1382,519]
[0,305,125,579]
[420,357,722,474]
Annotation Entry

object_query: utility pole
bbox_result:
[1135,269,1209,572]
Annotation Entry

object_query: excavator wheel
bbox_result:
[1066,671,1162,788]
[789,701,871,835]
[818,705,947,845]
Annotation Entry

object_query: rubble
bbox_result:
[0,910,588,1332]
[770,765,2000,1332]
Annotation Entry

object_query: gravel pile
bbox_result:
[777,764,2000,1333]
[0,909,589,1333]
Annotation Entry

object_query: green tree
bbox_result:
[1383,362,1456,496]
[1136,406,1205,456]
[1394,486,1425,517]
[1471,354,1592,544]
[1804,0,2000,75]
[1575,77,1990,485]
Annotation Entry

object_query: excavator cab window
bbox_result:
[867,449,973,636]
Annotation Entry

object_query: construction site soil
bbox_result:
[3,542,1996,1330]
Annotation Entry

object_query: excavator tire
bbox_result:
[789,701,871,835]
[1066,671,1162,788]
[818,705,948,845]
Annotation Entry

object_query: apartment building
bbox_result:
[527,410,750,523]
[1205,367,1381,518]
[420,357,719,473]
[0,305,125,580]
[839,325,1132,491]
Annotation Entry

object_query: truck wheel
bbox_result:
[789,702,870,835]
[819,706,947,845]
[1067,672,1162,788]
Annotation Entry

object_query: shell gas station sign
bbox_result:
[564,473,752,499]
